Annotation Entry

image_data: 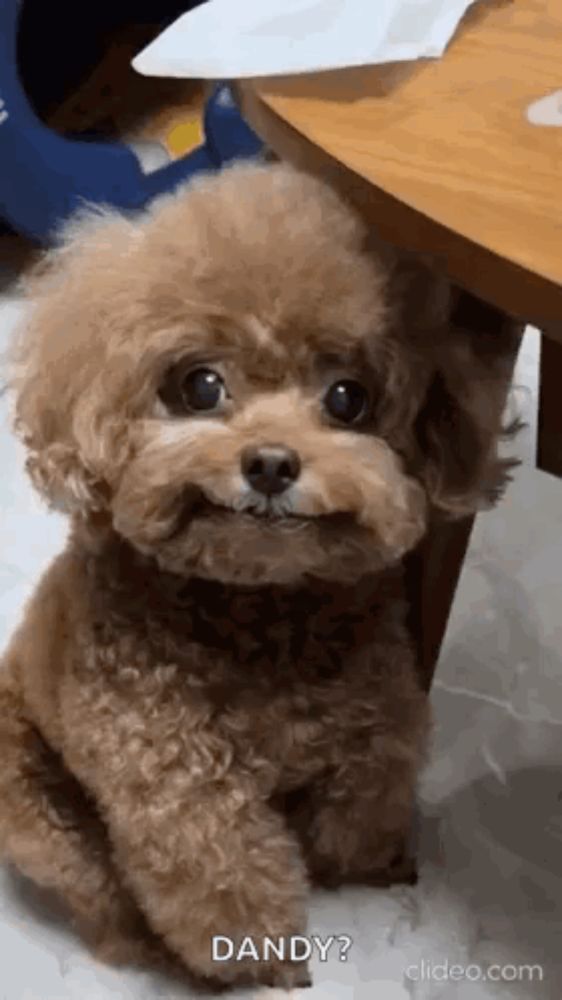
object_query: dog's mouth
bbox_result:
[234,502,311,525]
[168,488,356,540]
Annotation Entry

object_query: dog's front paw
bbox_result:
[204,955,312,993]
[259,957,312,991]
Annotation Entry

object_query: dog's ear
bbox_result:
[374,245,520,516]
[14,352,109,515]
[19,440,106,515]
[414,311,520,517]
[10,207,135,515]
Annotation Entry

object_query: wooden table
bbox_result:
[237,0,562,682]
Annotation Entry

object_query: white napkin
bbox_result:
[133,0,481,80]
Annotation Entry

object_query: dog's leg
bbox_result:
[60,670,311,991]
[286,756,420,891]
[0,676,170,970]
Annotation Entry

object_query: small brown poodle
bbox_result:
[0,163,515,991]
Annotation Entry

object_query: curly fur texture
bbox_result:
[0,163,515,989]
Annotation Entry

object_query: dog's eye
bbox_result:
[180,368,227,412]
[323,380,369,424]
[160,365,229,415]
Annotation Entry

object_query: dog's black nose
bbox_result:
[241,444,301,496]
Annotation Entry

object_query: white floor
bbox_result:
[1,281,561,1000]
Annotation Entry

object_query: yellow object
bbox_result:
[166,119,203,158]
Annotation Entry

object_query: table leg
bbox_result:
[405,516,474,691]
[537,333,562,478]
[405,298,524,690]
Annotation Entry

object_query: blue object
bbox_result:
[0,0,263,245]
[204,84,264,168]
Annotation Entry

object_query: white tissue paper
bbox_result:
[133,0,480,80]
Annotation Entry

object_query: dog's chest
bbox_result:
[213,681,344,790]
[168,577,375,676]
[89,567,400,787]
[153,585,372,786]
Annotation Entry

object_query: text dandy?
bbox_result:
[212,934,353,963]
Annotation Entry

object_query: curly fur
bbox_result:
[0,162,515,989]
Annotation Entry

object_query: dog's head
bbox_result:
[12,163,514,585]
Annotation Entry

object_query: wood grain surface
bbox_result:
[239,0,562,331]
